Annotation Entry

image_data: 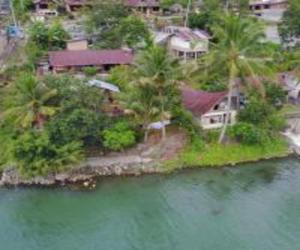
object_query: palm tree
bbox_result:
[197,14,273,143]
[135,46,182,140]
[121,46,181,141]
[3,74,58,129]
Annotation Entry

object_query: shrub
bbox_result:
[238,98,272,125]
[83,67,98,76]
[12,131,83,177]
[47,108,107,147]
[230,122,268,145]
[103,121,136,151]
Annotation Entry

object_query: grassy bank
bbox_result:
[164,137,290,172]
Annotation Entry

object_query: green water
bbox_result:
[1,158,300,250]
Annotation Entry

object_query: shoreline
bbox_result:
[0,149,295,189]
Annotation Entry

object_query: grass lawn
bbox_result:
[164,137,290,172]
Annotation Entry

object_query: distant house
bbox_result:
[66,39,89,51]
[125,0,160,14]
[182,88,239,130]
[65,0,89,12]
[48,49,134,73]
[155,26,210,60]
[34,0,88,13]
[280,73,300,104]
[249,0,288,13]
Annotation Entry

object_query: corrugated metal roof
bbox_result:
[49,49,134,67]
[182,88,228,116]
[88,79,120,92]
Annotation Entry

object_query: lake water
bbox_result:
[1,158,300,250]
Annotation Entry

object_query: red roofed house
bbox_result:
[125,0,160,15]
[249,0,288,12]
[48,49,134,74]
[34,0,88,12]
[65,0,89,12]
[182,88,239,129]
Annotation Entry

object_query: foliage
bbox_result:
[107,65,132,91]
[29,21,69,50]
[25,42,46,67]
[12,0,34,22]
[172,106,202,141]
[28,22,49,49]
[118,15,151,48]
[120,45,182,140]
[83,67,98,76]
[279,0,300,44]
[238,97,286,133]
[43,74,103,111]
[47,21,70,50]
[46,108,107,147]
[194,14,273,143]
[265,82,287,109]
[103,121,136,151]
[85,0,130,48]
[165,137,288,171]
[160,0,189,8]
[3,73,58,129]
[230,122,267,145]
[12,131,83,177]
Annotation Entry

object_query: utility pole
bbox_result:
[184,0,192,27]
[9,0,17,27]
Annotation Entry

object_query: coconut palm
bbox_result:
[3,74,58,129]
[121,46,181,141]
[135,46,182,140]
[197,14,274,143]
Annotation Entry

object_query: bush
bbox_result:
[103,121,136,151]
[238,99,272,125]
[83,67,98,76]
[230,122,268,145]
[12,131,83,177]
[47,108,107,147]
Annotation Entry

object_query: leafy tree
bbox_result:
[83,66,98,76]
[103,121,136,151]
[279,0,300,44]
[47,21,70,50]
[121,46,181,141]
[160,0,190,9]
[265,82,287,109]
[85,0,130,48]
[196,14,272,143]
[28,22,49,50]
[28,21,69,50]
[230,122,267,145]
[3,74,58,129]
[118,15,151,48]
[42,74,103,112]
[47,108,108,147]
[12,131,83,177]
[188,0,222,31]
[238,97,285,132]
[12,0,34,22]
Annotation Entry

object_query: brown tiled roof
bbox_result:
[49,49,134,67]
[65,0,87,6]
[182,88,228,116]
[35,0,87,5]
[125,0,160,7]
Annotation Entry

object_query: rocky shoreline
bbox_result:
[0,133,297,188]
[0,155,163,187]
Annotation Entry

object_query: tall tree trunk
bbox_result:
[161,123,166,141]
[218,63,236,144]
[144,129,149,143]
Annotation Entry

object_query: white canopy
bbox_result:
[88,79,120,92]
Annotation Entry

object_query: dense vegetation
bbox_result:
[0,0,299,178]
